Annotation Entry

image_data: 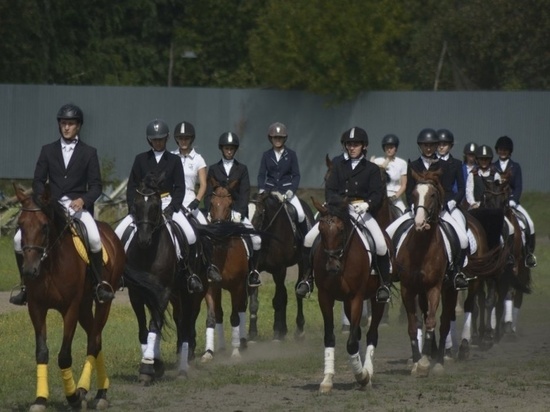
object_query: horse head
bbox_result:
[134,171,164,248]
[15,183,67,279]
[209,176,238,223]
[481,168,511,210]
[411,168,444,232]
[313,196,352,275]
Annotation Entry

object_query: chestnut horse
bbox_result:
[394,169,456,376]
[14,184,125,411]
[312,197,385,392]
[249,191,314,341]
[201,177,255,360]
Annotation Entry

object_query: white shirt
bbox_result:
[466,168,502,206]
[172,148,207,206]
[373,156,407,195]
[223,158,234,175]
[61,137,78,167]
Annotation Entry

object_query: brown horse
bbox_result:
[249,191,314,341]
[311,197,385,392]
[201,177,252,360]
[394,169,457,376]
[14,184,125,411]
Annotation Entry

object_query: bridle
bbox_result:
[210,187,232,222]
[414,180,442,224]
[252,195,285,231]
[319,214,355,264]
[134,188,163,232]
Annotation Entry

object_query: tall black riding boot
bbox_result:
[297,219,309,240]
[525,233,537,268]
[248,250,262,287]
[180,259,203,294]
[375,253,392,303]
[451,248,469,290]
[295,247,314,298]
[90,251,115,303]
[9,253,26,306]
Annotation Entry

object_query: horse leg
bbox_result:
[481,279,496,350]
[347,297,369,387]
[229,287,247,359]
[318,291,336,393]
[362,297,384,386]
[248,286,259,342]
[435,287,457,373]
[417,287,441,377]
[201,287,218,363]
[402,287,422,374]
[28,306,49,411]
[236,283,249,352]
[272,267,288,341]
[458,285,476,361]
[295,256,306,340]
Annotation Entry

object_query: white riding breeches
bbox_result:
[242,216,261,250]
[441,209,469,249]
[515,204,535,233]
[289,195,305,222]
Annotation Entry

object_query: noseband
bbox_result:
[319,215,354,263]
[415,181,442,223]
[20,207,70,262]
[135,188,163,231]
[210,188,232,222]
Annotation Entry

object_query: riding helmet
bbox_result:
[436,128,454,144]
[57,103,84,124]
[463,142,478,155]
[146,119,169,142]
[475,145,493,159]
[174,121,196,142]
[341,127,368,145]
[495,135,514,153]
[381,134,400,149]
[218,132,240,148]
[268,122,288,137]
[416,128,438,144]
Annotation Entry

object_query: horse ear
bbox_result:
[411,168,421,182]
[13,183,29,203]
[41,184,52,205]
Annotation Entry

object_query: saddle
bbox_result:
[510,208,530,236]
[70,219,108,265]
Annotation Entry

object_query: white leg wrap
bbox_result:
[239,312,247,339]
[362,300,369,318]
[512,307,519,332]
[143,332,157,360]
[349,352,363,376]
[504,300,513,323]
[417,328,423,352]
[491,308,496,329]
[215,323,225,350]
[179,342,189,372]
[462,312,472,341]
[324,347,335,375]
[450,320,458,350]
[231,326,240,348]
[141,344,147,357]
[364,344,375,378]
[341,303,350,326]
[206,327,215,352]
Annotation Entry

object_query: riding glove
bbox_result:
[232,211,242,222]
[163,205,175,218]
[446,200,457,212]
[273,192,286,203]
[353,202,369,214]
[188,198,200,210]
[509,200,517,208]
[284,190,294,201]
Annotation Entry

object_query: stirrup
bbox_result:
[207,264,222,283]
[95,281,115,303]
[453,273,469,291]
[525,254,537,268]
[295,280,312,298]
[9,286,27,306]
[248,270,262,287]
[375,285,391,303]
[187,274,204,294]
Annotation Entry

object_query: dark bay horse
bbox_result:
[15,184,125,411]
[394,169,456,376]
[311,197,384,392]
[124,172,206,383]
[249,191,315,341]
[201,177,254,360]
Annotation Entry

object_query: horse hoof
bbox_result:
[294,330,306,341]
[458,339,470,361]
[30,405,47,412]
[432,363,445,376]
[67,388,87,410]
[231,348,241,359]
[89,398,109,410]
[178,370,189,379]
[201,351,214,363]
[138,373,154,386]
[416,357,430,377]
[154,358,165,378]
[355,371,370,387]
[240,338,248,350]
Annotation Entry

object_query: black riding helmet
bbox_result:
[174,121,196,144]
[436,128,454,144]
[417,128,438,144]
[475,144,493,160]
[381,134,399,149]
[146,119,169,147]
[341,127,368,145]
[463,142,478,155]
[218,132,240,149]
[495,135,514,153]
[57,103,84,124]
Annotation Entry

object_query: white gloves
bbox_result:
[272,192,286,202]
[509,200,517,209]
[353,202,369,214]
[232,211,242,222]
[284,190,294,200]
[446,200,457,212]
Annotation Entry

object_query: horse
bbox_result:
[394,169,459,376]
[311,197,385,392]
[248,191,315,341]
[14,184,126,411]
[123,172,206,383]
[200,177,254,360]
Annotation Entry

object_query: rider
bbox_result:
[297,127,392,303]
[371,134,408,212]
[386,128,469,290]
[492,136,537,267]
[10,103,115,305]
[462,141,478,185]
[205,132,262,287]
[171,121,208,224]
[115,119,220,294]
[465,145,501,209]
[257,122,309,239]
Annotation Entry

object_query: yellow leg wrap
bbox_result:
[96,351,110,390]
[61,367,77,396]
[36,364,49,400]
[76,355,96,391]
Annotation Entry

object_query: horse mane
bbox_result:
[142,170,166,193]
[34,188,69,235]
[324,197,352,226]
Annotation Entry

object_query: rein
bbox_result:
[134,188,164,233]
[415,180,442,223]
[321,215,355,262]
[255,198,285,231]
[21,207,71,262]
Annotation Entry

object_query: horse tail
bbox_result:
[122,265,169,331]
[466,245,509,279]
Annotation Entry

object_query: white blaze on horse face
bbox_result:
[415,184,429,230]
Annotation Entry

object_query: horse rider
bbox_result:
[205,132,262,287]
[257,122,310,239]
[465,145,502,209]
[462,141,478,186]
[297,127,392,303]
[11,103,115,305]
[371,134,408,212]
[171,121,209,225]
[492,136,537,267]
[386,128,470,290]
[115,119,220,294]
